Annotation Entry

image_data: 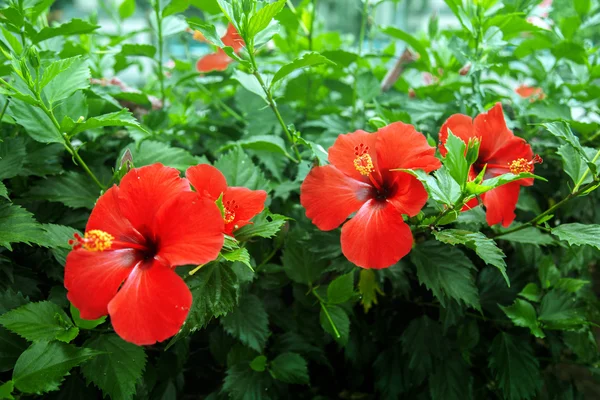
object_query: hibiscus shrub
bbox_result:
[1,0,600,399]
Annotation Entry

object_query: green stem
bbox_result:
[286,0,310,35]
[0,98,9,123]
[35,94,105,190]
[492,178,600,239]
[351,0,369,127]
[572,148,600,192]
[429,193,467,228]
[154,1,166,107]
[305,0,318,117]
[312,289,340,339]
[248,51,302,162]
[195,82,245,123]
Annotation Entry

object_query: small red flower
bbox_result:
[196,24,244,73]
[64,164,224,345]
[300,123,441,269]
[186,164,267,235]
[516,85,546,102]
[439,103,541,227]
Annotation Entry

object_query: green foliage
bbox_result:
[12,341,98,394]
[489,333,541,400]
[0,301,79,343]
[1,0,600,398]
[80,334,146,400]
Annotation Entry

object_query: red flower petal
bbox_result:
[439,113,475,156]
[473,103,515,161]
[107,261,192,346]
[186,164,227,200]
[222,24,244,51]
[223,187,267,234]
[301,165,371,231]
[386,172,429,217]
[196,50,232,72]
[376,122,441,173]
[482,181,522,227]
[153,191,224,266]
[340,200,413,269]
[328,130,378,182]
[64,249,137,320]
[118,164,190,235]
[86,186,144,244]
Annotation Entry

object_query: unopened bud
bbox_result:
[408,88,416,98]
[27,47,40,69]
[459,63,471,76]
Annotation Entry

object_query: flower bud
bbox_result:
[459,62,471,76]
[27,47,40,70]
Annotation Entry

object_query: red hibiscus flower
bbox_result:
[186,164,267,235]
[196,24,244,73]
[64,164,224,345]
[439,103,542,227]
[516,85,546,102]
[300,123,441,269]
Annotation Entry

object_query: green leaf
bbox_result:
[401,316,445,384]
[356,71,380,103]
[556,144,597,186]
[27,171,100,209]
[232,70,267,102]
[555,278,589,293]
[249,355,267,372]
[272,52,334,87]
[247,0,286,38]
[0,137,26,180]
[12,341,98,394]
[543,122,586,157]
[221,294,269,352]
[223,363,273,400]
[282,241,326,285]
[411,241,480,310]
[319,304,350,345]
[0,183,7,200]
[496,226,554,246]
[221,247,252,270]
[119,0,136,19]
[7,99,62,143]
[80,334,146,400]
[538,257,560,289]
[163,0,190,16]
[0,202,46,250]
[33,19,100,43]
[124,141,200,171]
[469,172,541,196]
[0,327,28,372]
[69,304,105,330]
[552,223,600,250]
[63,109,148,137]
[0,301,79,343]
[443,131,468,187]
[0,381,13,399]
[120,44,156,58]
[518,283,541,302]
[177,263,239,339]
[538,290,586,330]
[269,352,309,384]
[358,269,383,313]
[39,57,81,90]
[380,26,431,68]
[234,211,288,241]
[42,57,90,104]
[214,147,269,190]
[433,229,508,285]
[327,272,354,304]
[489,333,541,400]
[220,135,291,159]
[430,354,472,400]
[499,299,544,338]
[416,167,461,206]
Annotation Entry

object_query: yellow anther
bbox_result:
[81,230,114,252]
[509,158,533,174]
[354,153,375,176]
[224,208,236,224]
